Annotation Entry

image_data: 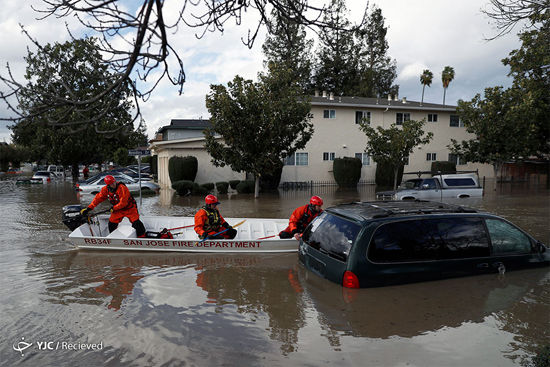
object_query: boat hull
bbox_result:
[69,216,297,253]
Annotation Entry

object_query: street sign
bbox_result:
[128,149,151,156]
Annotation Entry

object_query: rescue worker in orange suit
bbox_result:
[80,175,146,237]
[194,195,237,240]
[279,196,323,239]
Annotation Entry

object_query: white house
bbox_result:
[149,95,492,189]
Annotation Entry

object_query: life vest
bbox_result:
[295,205,316,232]
[201,206,223,232]
[107,182,136,210]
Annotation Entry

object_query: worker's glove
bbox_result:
[199,233,206,239]
[80,207,91,216]
[110,207,114,213]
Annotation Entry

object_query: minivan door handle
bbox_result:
[476,263,489,269]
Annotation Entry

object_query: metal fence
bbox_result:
[280,180,375,190]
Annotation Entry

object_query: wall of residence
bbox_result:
[281,104,493,183]
[152,138,245,189]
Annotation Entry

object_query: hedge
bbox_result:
[172,180,194,196]
[229,180,240,189]
[431,161,457,174]
[236,180,255,194]
[216,181,229,194]
[333,157,362,187]
[168,156,198,183]
[375,161,404,187]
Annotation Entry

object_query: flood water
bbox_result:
[1,179,549,367]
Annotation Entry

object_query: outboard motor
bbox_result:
[62,204,86,231]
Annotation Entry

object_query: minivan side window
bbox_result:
[302,212,362,261]
[368,217,490,262]
[485,219,532,254]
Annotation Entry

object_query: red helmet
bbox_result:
[104,175,116,185]
[205,194,220,205]
[310,195,323,206]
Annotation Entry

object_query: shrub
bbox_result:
[229,180,240,189]
[192,182,209,195]
[201,182,215,191]
[375,161,404,187]
[168,156,198,183]
[431,161,457,174]
[333,157,362,187]
[151,155,158,176]
[260,163,284,191]
[172,180,194,196]
[216,181,229,194]
[532,345,550,367]
[236,180,255,194]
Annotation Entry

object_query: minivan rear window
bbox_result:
[368,217,490,263]
[302,212,362,262]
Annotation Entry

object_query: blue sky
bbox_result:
[0,0,522,143]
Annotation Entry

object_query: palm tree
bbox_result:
[420,69,433,105]
[441,66,455,106]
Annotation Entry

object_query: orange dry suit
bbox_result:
[88,182,140,223]
[194,206,235,239]
[279,204,322,238]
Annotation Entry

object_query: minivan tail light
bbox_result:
[342,271,360,288]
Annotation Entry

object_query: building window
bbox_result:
[355,152,370,165]
[323,109,336,119]
[396,112,410,125]
[428,113,438,122]
[285,152,308,166]
[323,152,335,161]
[426,153,437,161]
[355,111,371,125]
[450,115,463,127]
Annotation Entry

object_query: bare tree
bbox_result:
[0,0,365,133]
[482,0,549,39]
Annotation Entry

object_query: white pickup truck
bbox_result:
[376,173,483,200]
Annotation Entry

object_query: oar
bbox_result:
[256,234,278,240]
[198,220,246,244]
[166,224,194,231]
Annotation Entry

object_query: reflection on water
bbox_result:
[0,180,548,366]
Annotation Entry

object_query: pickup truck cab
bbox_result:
[376,173,482,200]
[298,201,548,288]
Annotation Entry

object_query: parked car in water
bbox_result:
[109,167,152,181]
[376,173,483,200]
[75,174,159,194]
[298,200,549,288]
[47,165,65,179]
[31,171,58,183]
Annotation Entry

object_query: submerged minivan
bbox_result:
[298,201,548,288]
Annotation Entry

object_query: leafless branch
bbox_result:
[482,0,549,40]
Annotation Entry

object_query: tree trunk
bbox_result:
[254,175,260,198]
[393,167,399,190]
[492,162,501,191]
[443,88,447,106]
[71,163,79,183]
[421,85,425,105]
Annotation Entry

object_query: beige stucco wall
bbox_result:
[281,103,493,182]
[151,101,493,187]
[151,137,245,189]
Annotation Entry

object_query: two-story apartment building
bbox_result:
[150,95,492,189]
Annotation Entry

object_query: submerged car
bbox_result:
[376,173,483,200]
[75,174,159,194]
[299,200,548,288]
[31,171,58,183]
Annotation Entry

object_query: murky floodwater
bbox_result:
[1,178,549,366]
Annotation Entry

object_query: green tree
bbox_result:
[205,66,313,198]
[441,66,455,105]
[353,5,398,98]
[312,0,357,95]
[359,119,433,189]
[262,0,314,93]
[0,144,28,171]
[449,87,539,189]
[9,38,137,181]
[420,69,434,105]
